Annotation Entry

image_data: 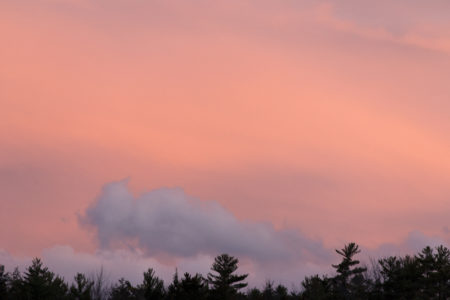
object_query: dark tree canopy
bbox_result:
[138,268,165,300]
[69,273,94,300]
[167,271,207,300]
[109,278,136,300]
[0,265,8,300]
[1,245,450,300]
[207,254,248,299]
[331,242,367,299]
[301,275,330,300]
[22,258,69,300]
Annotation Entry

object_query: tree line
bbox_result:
[1,243,450,299]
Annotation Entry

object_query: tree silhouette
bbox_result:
[417,246,437,298]
[5,267,24,299]
[379,255,423,299]
[0,265,8,300]
[167,269,181,299]
[274,284,289,299]
[177,272,207,300]
[262,280,275,299]
[247,288,262,300]
[433,245,450,299]
[90,267,109,300]
[137,268,165,300]
[69,273,93,300]
[1,243,450,299]
[331,243,367,299]
[207,254,248,300]
[301,275,330,300]
[109,278,137,300]
[22,258,68,299]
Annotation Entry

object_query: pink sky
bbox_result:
[1,0,450,285]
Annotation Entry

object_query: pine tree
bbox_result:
[137,268,165,300]
[274,284,289,299]
[262,280,275,299]
[23,258,68,299]
[178,272,207,300]
[247,288,262,300]
[167,269,181,299]
[416,245,450,300]
[417,246,437,298]
[331,243,367,299]
[301,275,330,300]
[6,267,25,300]
[69,273,93,300]
[433,245,450,300]
[379,255,422,299]
[207,254,248,300]
[0,265,8,300]
[109,278,136,300]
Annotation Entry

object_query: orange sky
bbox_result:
[1,0,450,274]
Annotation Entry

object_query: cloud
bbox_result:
[80,179,330,265]
[0,245,332,288]
[2,230,448,288]
[365,230,448,260]
[314,1,450,54]
[0,246,211,285]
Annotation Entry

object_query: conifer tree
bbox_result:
[301,275,330,300]
[0,265,8,300]
[69,273,93,300]
[6,267,25,299]
[23,258,68,299]
[379,255,422,299]
[331,243,367,299]
[275,284,289,299]
[137,268,165,300]
[433,245,450,300]
[207,254,248,300]
[109,278,136,300]
[178,272,207,300]
[167,269,181,299]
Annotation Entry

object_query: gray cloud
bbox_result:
[80,179,330,265]
[2,230,448,288]
[0,245,333,288]
[364,230,448,260]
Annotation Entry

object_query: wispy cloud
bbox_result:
[314,1,450,54]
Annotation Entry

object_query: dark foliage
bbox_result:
[2,245,450,299]
[167,270,208,300]
[21,258,69,300]
[330,242,368,299]
[0,265,8,300]
[207,254,248,300]
[69,273,94,300]
[137,268,166,300]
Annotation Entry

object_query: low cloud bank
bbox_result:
[1,230,448,288]
[80,180,330,265]
[3,180,448,287]
[0,246,211,285]
[2,178,449,286]
[0,246,330,288]
[364,230,448,260]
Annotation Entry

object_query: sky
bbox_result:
[1,0,450,287]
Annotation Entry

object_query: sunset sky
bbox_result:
[2,0,450,286]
